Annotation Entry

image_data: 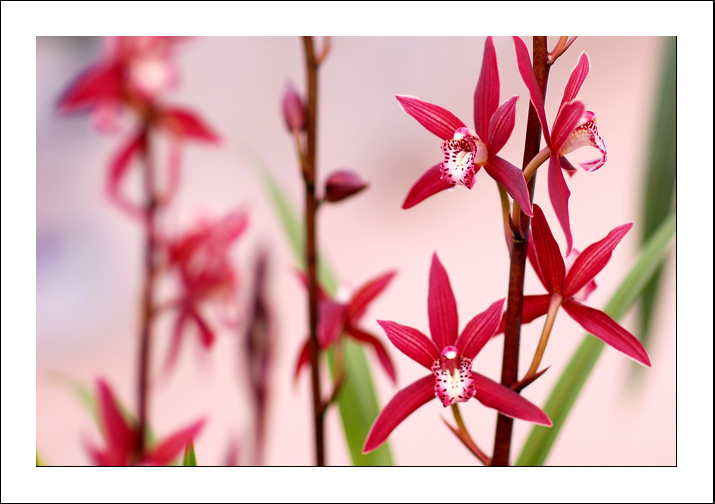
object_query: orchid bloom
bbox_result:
[506,205,651,366]
[363,254,550,453]
[58,36,220,218]
[85,379,205,466]
[398,37,532,215]
[514,36,607,253]
[163,210,249,372]
[294,271,398,383]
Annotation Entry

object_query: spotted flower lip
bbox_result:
[514,37,607,253]
[498,205,651,367]
[294,271,398,383]
[363,253,551,454]
[398,37,532,216]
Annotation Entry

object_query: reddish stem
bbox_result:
[491,36,550,466]
[302,36,325,466]
[137,118,159,458]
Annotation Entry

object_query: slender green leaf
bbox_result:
[256,157,393,465]
[635,37,677,383]
[517,211,676,466]
[182,440,197,466]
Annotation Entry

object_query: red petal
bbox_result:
[474,36,500,141]
[563,222,633,298]
[484,156,533,217]
[559,156,579,177]
[377,320,439,370]
[402,163,453,209]
[293,338,311,383]
[472,372,552,426]
[96,379,136,462]
[551,100,586,154]
[496,295,551,334]
[455,298,504,360]
[318,300,346,348]
[513,37,551,144]
[562,299,651,366]
[58,63,122,112]
[145,418,206,466]
[293,270,328,301]
[559,52,591,109]
[190,309,216,349]
[396,95,467,140]
[546,152,574,255]
[527,234,547,290]
[362,375,435,453]
[347,327,397,383]
[160,107,220,143]
[164,306,189,375]
[345,271,397,323]
[531,204,566,293]
[486,96,518,156]
[324,169,369,203]
[105,132,146,219]
[428,253,459,349]
[282,82,307,133]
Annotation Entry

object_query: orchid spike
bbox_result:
[398,37,532,216]
[514,37,607,253]
[363,253,550,453]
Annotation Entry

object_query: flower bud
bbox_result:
[282,82,306,133]
[324,170,369,203]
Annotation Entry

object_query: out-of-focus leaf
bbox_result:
[255,155,393,465]
[182,440,197,466]
[517,211,676,466]
[36,451,46,466]
[635,36,676,383]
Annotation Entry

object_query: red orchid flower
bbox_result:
[398,37,532,216]
[58,36,220,219]
[85,379,205,466]
[294,271,398,383]
[363,254,550,453]
[163,210,249,372]
[513,36,607,253]
[505,205,651,366]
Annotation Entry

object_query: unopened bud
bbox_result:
[282,82,307,133]
[324,170,369,203]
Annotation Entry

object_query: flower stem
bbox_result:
[523,294,562,381]
[137,120,159,458]
[450,404,491,465]
[491,36,550,467]
[302,36,325,467]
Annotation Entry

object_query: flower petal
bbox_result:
[159,107,220,143]
[455,298,504,360]
[551,100,586,154]
[346,271,397,323]
[531,204,566,293]
[106,132,146,219]
[402,163,454,209]
[563,223,633,298]
[559,52,591,109]
[145,418,206,466]
[164,305,189,375]
[293,338,310,383]
[484,156,533,217]
[324,169,369,203]
[347,327,397,383]
[96,379,136,462]
[362,375,435,453]
[428,253,459,348]
[318,300,346,348]
[513,37,550,144]
[377,320,439,370]
[293,270,329,301]
[474,36,500,141]
[562,299,651,366]
[559,156,579,177]
[527,234,547,290]
[58,63,123,112]
[547,152,574,255]
[396,95,467,140]
[189,308,216,349]
[471,372,552,426]
[496,294,552,334]
[486,96,519,156]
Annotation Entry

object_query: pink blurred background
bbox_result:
[36,36,675,466]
